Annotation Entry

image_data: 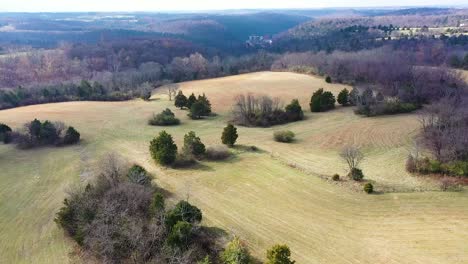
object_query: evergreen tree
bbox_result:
[221,124,238,147]
[197,94,212,114]
[187,93,197,109]
[63,126,81,145]
[337,88,349,106]
[183,131,206,157]
[149,131,178,165]
[174,91,188,109]
[190,101,206,119]
[285,99,304,121]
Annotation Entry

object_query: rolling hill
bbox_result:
[0,72,467,263]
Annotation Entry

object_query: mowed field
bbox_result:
[0,71,467,263]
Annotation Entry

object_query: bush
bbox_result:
[167,221,193,249]
[266,244,295,264]
[127,165,152,186]
[405,155,417,173]
[364,183,374,194]
[149,192,165,216]
[332,174,340,181]
[337,88,349,106]
[222,124,238,147]
[183,131,206,157]
[284,99,304,121]
[63,126,80,145]
[310,88,335,112]
[172,152,197,168]
[149,131,178,165]
[149,108,180,126]
[273,130,295,143]
[348,168,364,181]
[0,123,12,143]
[205,145,231,160]
[221,236,252,264]
[325,76,332,83]
[165,200,202,229]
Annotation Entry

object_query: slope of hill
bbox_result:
[0,72,467,263]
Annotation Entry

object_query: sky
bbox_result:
[0,0,466,12]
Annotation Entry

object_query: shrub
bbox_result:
[310,88,335,112]
[165,200,202,229]
[364,183,374,194]
[0,123,12,143]
[221,236,252,264]
[222,124,238,147]
[183,131,206,157]
[175,91,188,109]
[166,221,193,249]
[149,131,178,165]
[273,131,295,143]
[63,126,80,145]
[348,168,364,181]
[127,165,152,186]
[149,108,180,126]
[332,174,340,181]
[149,192,165,216]
[337,88,349,106]
[172,152,197,168]
[266,244,295,264]
[325,76,332,83]
[405,155,417,173]
[285,99,304,121]
[205,145,231,160]
[198,256,212,264]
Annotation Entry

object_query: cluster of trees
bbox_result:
[2,119,80,149]
[149,125,238,167]
[174,91,212,119]
[232,94,304,127]
[55,153,216,263]
[0,48,275,110]
[56,153,296,263]
[407,97,468,177]
[273,47,468,116]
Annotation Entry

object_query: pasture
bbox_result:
[0,72,467,263]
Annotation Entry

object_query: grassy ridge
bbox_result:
[0,72,466,263]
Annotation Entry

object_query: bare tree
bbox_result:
[340,145,365,171]
[96,153,129,187]
[166,83,179,101]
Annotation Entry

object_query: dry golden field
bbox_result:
[0,71,467,263]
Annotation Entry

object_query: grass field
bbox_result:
[0,71,467,263]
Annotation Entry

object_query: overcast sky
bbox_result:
[0,0,466,12]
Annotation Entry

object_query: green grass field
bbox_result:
[0,72,467,263]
